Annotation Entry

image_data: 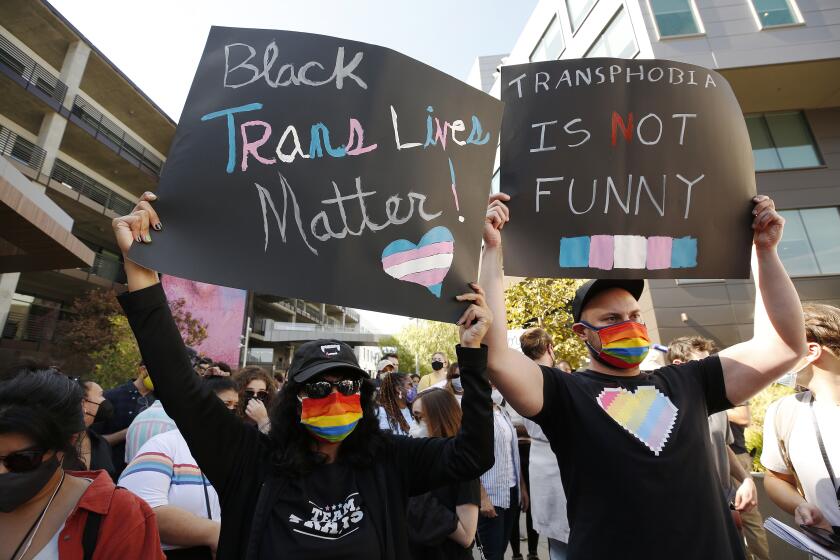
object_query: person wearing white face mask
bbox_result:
[442,363,464,404]
[406,388,480,559]
[762,303,840,536]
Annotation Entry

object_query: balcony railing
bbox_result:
[51,159,134,216]
[1,301,64,343]
[265,319,374,335]
[82,252,125,284]
[0,34,68,109]
[0,125,46,174]
[70,95,163,175]
[344,308,360,323]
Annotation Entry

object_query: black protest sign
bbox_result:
[130,27,502,322]
[500,58,755,279]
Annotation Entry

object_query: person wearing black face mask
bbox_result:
[64,379,117,480]
[418,351,450,391]
[0,364,164,560]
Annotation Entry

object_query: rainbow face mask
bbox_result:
[581,320,650,369]
[299,392,363,443]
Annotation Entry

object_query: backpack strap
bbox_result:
[773,391,811,497]
[82,511,103,560]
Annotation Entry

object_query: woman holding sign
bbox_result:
[109,193,494,560]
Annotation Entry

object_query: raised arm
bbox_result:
[398,287,494,494]
[478,193,544,417]
[718,195,807,405]
[112,193,254,494]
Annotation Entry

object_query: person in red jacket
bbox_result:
[0,364,164,560]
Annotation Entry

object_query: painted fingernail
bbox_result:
[153,223,162,231]
[143,234,152,243]
[136,235,143,243]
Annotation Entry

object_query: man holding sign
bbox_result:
[474,191,805,560]
[469,56,807,560]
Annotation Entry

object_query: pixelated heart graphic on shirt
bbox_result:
[596,386,678,456]
[381,226,454,298]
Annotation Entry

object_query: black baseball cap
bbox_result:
[572,279,645,323]
[288,339,369,383]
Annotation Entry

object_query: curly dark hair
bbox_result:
[378,372,411,433]
[234,365,277,419]
[267,371,386,477]
[0,365,85,462]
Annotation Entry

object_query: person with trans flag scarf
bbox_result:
[107,192,495,560]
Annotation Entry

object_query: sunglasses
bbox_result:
[244,389,270,402]
[303,379,362,399]
[0,446,47,473]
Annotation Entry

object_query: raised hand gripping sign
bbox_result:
[130,27,502,322]
[499,58,756,279]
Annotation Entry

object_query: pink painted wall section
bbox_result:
[161,275,248,366]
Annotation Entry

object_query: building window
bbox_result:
[566,0,598,32]
[530,15,565,61]
[745,112,822,171]
[247,347,274,365]
[649,0,703,37]
[750,0,801,28]
[778,208,840,276]
[585,7,638,59]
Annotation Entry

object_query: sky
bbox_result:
[49,0,537,123]
[48,0,537,334]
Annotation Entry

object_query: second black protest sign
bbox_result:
[500,58,756,279]
[130,27,502,322]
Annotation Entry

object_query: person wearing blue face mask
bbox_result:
[376,372,417,435]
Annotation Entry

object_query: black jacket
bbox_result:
[118,283,494,560]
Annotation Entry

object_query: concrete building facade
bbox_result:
[0,0,375,371]
[475,0,840,350]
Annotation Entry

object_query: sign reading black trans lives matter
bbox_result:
[130,28,502,322]
[500,58,756,279]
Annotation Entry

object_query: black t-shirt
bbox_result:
[409,479,481,560]
[730,422,747,455]
[260,462,381,560]
[530,356,744,560]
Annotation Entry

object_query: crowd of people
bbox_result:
[1,192,838,560]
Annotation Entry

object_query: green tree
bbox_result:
[58,289,122,363]
[744,383,796,471]
[377,335,416,373]
[88,314,142,389]
[505,277,588,368]
[396,320,459,376]
[58,288,209,388]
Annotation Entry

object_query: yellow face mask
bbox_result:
[142,373,154,391]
